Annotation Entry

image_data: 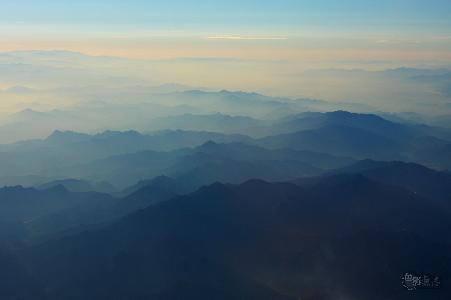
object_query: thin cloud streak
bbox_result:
[206,36,288,41]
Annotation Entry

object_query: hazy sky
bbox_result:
[0,0,450,110]
[1,0,450,64]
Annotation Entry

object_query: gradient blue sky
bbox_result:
[1,1,451,64]
[2,1,451,32]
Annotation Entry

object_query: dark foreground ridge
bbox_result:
[3,176,448,300]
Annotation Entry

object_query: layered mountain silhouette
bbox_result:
[329,159,451,202]
[56,141,351,189]
[13,177,451,300]
[257,111,451,167]
[37,179,116,194]
[0,185,113,244]
[0,109,450,299]
[0,183,178,245]
[1,110,451,187]
[258,124,403,159]
[2,46,451,300]
[0,130,252,183]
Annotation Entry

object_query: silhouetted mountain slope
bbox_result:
[25,185,177,244]
[405,135,451,169]
[257,112,451,168]
[0,175,52,189]
[330,159,451,202]
[0,186,115,243]
[271,110,450,140]
[56,149,187,188]
[0,181,178,246]
[46,130,92,144]
[0,185,106,222]
[0,248,46,299]
[37,178,117,194]
[146,113,265,136]
[171,156,319,192]
[117,185,177,213]
[122,175,188,196]
[258,125,404,159]
[22,178,451,300]
[144,110,451,140]
[53,129,252,153]
[0,130,253,181]
[58,141,347,189]
[278,110,398,131]
[162,89,298,118]
[193,141,353,169]
[1,111,451,186]
[38,179,92,192]
[261,110,451,167]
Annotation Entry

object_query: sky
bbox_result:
[0,0,450,62]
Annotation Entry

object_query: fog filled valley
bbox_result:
[1,68,451,299]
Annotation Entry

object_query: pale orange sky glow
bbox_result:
[2,35,451,66]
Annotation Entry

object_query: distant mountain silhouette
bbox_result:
[0,185,116,242]
[165,89,295,118]
[146,113,265,136]
[0,181,178,245]
[144,110,450,140]
[0,185,87,222]
[46,130,92,144]
[37,179,116,194]
[122,175,187,196]
[0,130,253,182]
[329,159,451,202]
[270,110,418,138]
[258,125,403,159]
[257,111,451,167]
[117,184,177,213]
[0,111,450,186]
[67,141,349,188]
[1,48,451,300]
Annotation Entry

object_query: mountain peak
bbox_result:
[95,130,142,139]
[0,185,30,192]
[194,181,231,195]
[328,110,353,116]
[339,159,431,174]
[199,140,220,149]
[327,110,381,119]
[46,130,91,143]
[203,140,219,146]
[45,184,69,193]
